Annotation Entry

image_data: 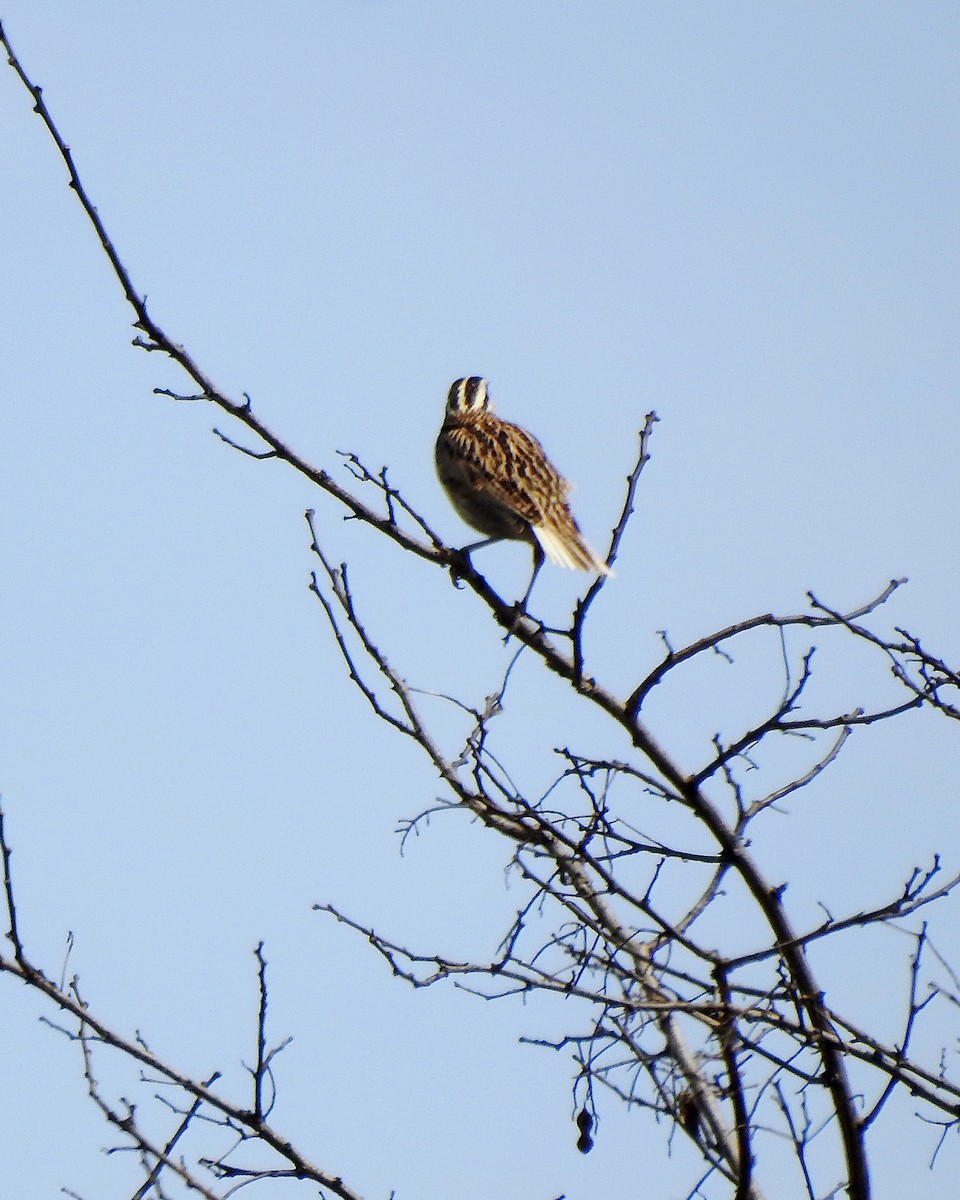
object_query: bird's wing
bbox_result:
[441,420,567,526]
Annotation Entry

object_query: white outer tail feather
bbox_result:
[533,524,612,575]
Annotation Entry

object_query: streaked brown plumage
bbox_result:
[435,378,610,588]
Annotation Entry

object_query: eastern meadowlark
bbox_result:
[435,377,610,605]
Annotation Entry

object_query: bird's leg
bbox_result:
[515,542,545,617]
[503,544,544,643]
[459,536,502,556]
[448,536,502,588]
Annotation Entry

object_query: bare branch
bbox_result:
[6,19,960,1200]
[571,412,658,680]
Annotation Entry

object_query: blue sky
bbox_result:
[1,3,959,1197]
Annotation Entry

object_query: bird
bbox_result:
[435,377,610,608]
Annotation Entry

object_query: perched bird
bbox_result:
[435,377,610,606]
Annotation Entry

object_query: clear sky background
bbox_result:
[1,3,959,1198]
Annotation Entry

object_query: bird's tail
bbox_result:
[533,520,612,575]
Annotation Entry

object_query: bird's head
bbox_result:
[445,376,490,419]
